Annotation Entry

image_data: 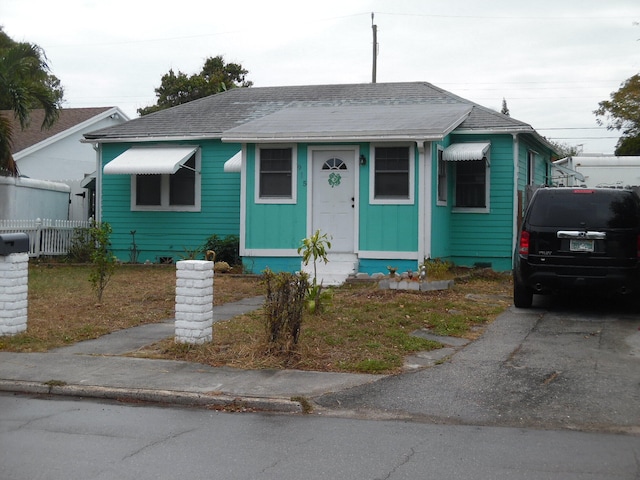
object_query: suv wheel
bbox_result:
[513,280,533,308]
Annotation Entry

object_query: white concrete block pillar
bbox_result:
[175,260,214,344]
[0,253,29,336]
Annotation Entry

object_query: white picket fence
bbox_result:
[0,218,92,258]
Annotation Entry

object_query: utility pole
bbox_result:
[372,12,377,83]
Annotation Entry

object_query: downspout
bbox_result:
[417,140,430,264]
[511,133,519,267]
[239,144,248,257]
[94,142,102,223]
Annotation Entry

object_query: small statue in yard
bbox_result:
[419,264,427,281]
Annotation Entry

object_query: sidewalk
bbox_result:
[0,296,380,413]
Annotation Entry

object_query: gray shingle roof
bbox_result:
[84,82,536,141]
[222,103,473,142]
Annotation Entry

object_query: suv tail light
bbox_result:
[519,230,530,257]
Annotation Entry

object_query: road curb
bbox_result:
[0,380,303,413]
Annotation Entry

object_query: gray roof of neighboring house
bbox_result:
[83,81,542,143]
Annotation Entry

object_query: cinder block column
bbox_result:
[175,260,214,344]
[0,253,29,336]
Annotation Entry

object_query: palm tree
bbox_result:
[0,31,62,175]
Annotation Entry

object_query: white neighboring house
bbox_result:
[552,155,640,189]
[4,107,129,221]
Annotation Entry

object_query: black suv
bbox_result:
[513,187,640,308]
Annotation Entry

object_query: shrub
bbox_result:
[203,234,240,265]
[67,227,93,263]
[262,269,309,354]
[88,221,117,302]
[423,257,453,279]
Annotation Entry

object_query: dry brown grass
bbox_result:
[1,263,513,374]
[0,264,262,352]
[134,269,513,374]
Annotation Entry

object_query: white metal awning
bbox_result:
[103,146,198,175]
[443,142,491,161]
[223,151,242,173]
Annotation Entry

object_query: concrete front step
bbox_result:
[301,254,358,286]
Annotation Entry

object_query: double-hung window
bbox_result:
[256,146,296,203]
[370,145,414,204]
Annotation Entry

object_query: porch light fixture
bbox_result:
[359,154,367,165]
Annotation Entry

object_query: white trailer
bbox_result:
[552,155,640,188]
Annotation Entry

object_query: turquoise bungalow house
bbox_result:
[84,82,556,283]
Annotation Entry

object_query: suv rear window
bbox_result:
[527,189,640,229]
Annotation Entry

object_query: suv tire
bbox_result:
[513,279,533,308]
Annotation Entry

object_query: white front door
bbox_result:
[312,149,356,252]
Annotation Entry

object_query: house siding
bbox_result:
[101,140,241,263]
[240,134,554,274]
[243,144,308,250]
[242,142,421,274]
[358,144,419,253]
[430,139,452,261]
[446,135,515,271]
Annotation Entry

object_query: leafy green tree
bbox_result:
[594,74,640,155]
[0,27,64,175]
[615,135,640,155]
[137,55,252,116]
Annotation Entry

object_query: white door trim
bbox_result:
[307,146,360,253]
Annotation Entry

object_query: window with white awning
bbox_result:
[442,142,491,211]
[103,146,201,212]
[103,146,198,175]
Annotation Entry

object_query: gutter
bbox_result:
[81,134,224,144]
[454,127,558,155]
[221,134,446,143]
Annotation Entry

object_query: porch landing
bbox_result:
[301,253,358,286]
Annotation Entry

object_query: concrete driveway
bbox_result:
[316,293,640,434]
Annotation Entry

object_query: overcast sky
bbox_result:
[3,0,639,154]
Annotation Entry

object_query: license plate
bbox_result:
[570,239,594,252]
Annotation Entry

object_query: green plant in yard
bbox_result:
[262,269,309,354]
[298,230,332,313]
[179,245,203,260]
[67,227,93,263]
[203,234,240,265]
[88,221,117,302]
[422,257,453,280]
[129,230,139,263]
[298,230,331,284]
